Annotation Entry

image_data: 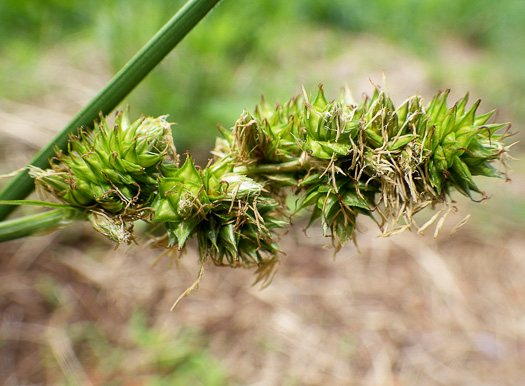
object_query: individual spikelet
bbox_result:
[30,110,175,242]
[150,155,286,269]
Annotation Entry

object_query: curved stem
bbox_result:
[0,0,222,220]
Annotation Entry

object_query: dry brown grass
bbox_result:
[1,212,524,385]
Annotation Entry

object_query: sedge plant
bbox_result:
[0,84,512,283]
[0,0,513,286]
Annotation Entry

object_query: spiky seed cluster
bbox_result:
[217,95,303,164]
[30,111,174,242]
[151,156,285,269]
[424,91,508,196]
[217,85,510,244]
[30,85,511,272]
[296,173,376,252]
[196,195,285,267]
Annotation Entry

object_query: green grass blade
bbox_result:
[0,200,77,210]
[0,0,222,221]
[0,209,82,242]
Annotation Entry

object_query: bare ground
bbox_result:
[1,214,524,385]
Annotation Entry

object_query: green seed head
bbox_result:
[218,84,510,241]
[30,111,175,242]
[31,110,175,216]
[28,84,510,264]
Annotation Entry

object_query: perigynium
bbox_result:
[28,85,512,278]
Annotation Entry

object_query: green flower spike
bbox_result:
[216,84,510,245]
[21,84,510,276]
[151,156,212,248]
[152,155,286,273]
[30,110,175,241]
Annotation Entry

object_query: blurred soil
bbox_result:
[1,216,524,385]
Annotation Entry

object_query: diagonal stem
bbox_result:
[0,0,222,221]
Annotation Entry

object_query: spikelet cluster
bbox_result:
[30,85,511,273]
[30,111,175,242]
[150,156,286,270]
[216,85,511,246]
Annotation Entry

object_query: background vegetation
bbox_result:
[1,0,523,384]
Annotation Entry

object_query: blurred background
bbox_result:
[0,0,524,384]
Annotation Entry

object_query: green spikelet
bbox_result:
[218,94,303,165]
[418,91,510,200]
[301,85,357,159]
[151,156,213,247]
[296,172,376,251]
[217,84,510,241]
[29,110,175,241]
[31,111,174,213]
[196,194,285,268]
[150,155,285,269]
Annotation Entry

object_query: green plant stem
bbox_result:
[0,200,77,210]
[0,0,222,221]
[0,209,82,242]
